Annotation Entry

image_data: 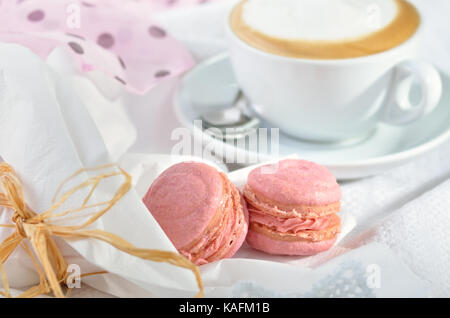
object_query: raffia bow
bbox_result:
[0,163,203,298]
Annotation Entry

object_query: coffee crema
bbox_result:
[229,0,420,59]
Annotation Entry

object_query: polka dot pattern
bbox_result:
[68,42,84,54]
[114,76,126,85]
[97,33,114,49]
[27,9,44,22]
[148,26,166,38]
[118,56,126,69]
[81,1,95,7]
[155,70,170,78]
[1,0,210,94]
[66,33,85,40]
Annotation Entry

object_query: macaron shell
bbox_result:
[246,229,338,256]
[147,167,248,266]
[143,162,223,248]
[184,174,236,262]
[247,159,342,207]
[243,159,342,256]
[186,174,248,264]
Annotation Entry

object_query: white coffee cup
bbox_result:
[226,3,442,143]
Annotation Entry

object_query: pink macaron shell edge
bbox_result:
[224,196,249,259]
[246,228,338,256]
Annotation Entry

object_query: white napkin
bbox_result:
[368,179,450,296]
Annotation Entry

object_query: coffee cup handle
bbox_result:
[380,60,442,125]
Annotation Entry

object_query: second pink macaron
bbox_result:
[243,159,342,256]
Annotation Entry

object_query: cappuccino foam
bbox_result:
[230,0,420,59]
[242,0,397,41]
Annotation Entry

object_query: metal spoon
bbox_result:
[199,90,260,140]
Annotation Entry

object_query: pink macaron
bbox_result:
[243,159,342,256]
[143,162,248,265]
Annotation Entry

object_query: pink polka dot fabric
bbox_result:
[0,0,224,94]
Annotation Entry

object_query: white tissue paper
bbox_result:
[0,43,430,298]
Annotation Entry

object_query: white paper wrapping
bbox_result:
[120,153,358,296]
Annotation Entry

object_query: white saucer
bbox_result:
[173,53,450,180]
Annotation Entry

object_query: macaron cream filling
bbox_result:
[248,206,333,232]
[250,214,341,242]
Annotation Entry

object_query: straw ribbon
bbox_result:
[0,163,203,298]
